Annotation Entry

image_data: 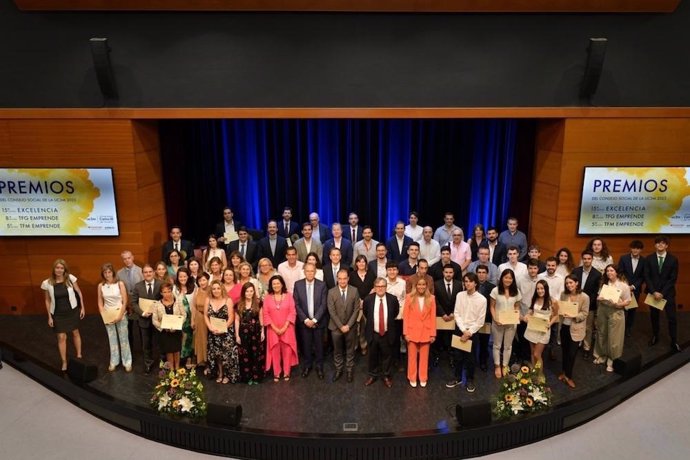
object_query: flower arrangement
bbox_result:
[151,363,207,419]
[493,362,552,420]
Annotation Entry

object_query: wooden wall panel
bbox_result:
[532,118,690,311]
[0,120,167,315]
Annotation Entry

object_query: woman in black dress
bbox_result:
[236,282,266,384]
[349,255,376,355]
[41,259,86,371]
[205,280,240,384]
[152,282,186,370]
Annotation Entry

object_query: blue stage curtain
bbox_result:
[160,119,520,246]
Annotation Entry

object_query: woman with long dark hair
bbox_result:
[524,280,559,368]
[236,283,266,384]
[263,275,299,382]
[559,275,589,388]
[489,269,522,378]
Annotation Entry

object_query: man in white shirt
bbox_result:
[277,246,305,293]
[516,259,541,362]
[418,226,441,266]
[404,211,423,242]
[433,212,460,248]
[498,247,528,280]
[446,272,486,393]
[537,256,564,360]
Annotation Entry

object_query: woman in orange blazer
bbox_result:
[402,277,436,387]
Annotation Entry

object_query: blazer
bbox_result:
[559,292,589,342]
[644,252,678,303]
[481,241,508,266]
[402,294,437,343]
[258,235,288,268]
[344,225,363,242]
[293,278,329,329]
[429,260,462,281]
[385,235,413,263]
[571,266,602,311]
[349,269,377,300]
[162,239,195,262]
[433,278,463,317]
[314,223,332,244]
[327,285,361,331]
[322,238,354,267]
[363,293,400,344]
[323,263,350,290]
[131,279,162,327]
[152,298,186,332]
[226,239,260,268]
[277,220,300,240]
[293,238,323,263]
[619,254,647,295]
[214,220,243,243]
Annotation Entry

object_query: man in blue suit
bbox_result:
[645,235,680,352]
[294,263,329,379]
[385,221,413,263]
[323,222,354,267]
[618,239,646,337]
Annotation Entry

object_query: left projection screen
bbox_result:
[0,168,119,236]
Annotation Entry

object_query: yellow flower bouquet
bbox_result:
[493,362,552,420]
[150,362,207,419]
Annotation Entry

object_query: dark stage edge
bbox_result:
[1,314,689,460]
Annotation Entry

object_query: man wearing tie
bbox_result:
[131,265,162,373]
[327,269,361,382]
[278,207,300,241]
[161,226,194,262]
[345,212,363,243]
[645,235,681,352]
[432,265,463,368]
[227,226,260,269]
[619,239,646,337]
[294,263,328,379]
[363,277,400,388]
[323,247,348,290]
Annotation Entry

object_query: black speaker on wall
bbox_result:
[207,403,243,428]
[580,37,608,100]
[66,358,98,385]
[456,401,492,428]
[90,37,118,101]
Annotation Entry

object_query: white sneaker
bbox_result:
[420,381,427,388]
[409,380,417,388]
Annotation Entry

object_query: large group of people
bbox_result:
[41,207,680,395]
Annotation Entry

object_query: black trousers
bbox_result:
[298,325,324,369]
[453,338,477,381]
[560,325,580,379]
[368,333,393,377]
[139,322,157,368]
[650,301,677,342]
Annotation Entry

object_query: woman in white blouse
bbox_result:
[594,264,630,372]
[97,262,132,372]
[490,269,522,378]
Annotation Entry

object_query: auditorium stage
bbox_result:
[1,312,689,458]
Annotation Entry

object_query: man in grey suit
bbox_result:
[294,222,323,262]
[131,265,162,374]
[117,250,144,351]
[294,263,329,379]
[328,269,361,382]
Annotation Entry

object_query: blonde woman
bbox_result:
[402,277,436,387]
[97,263,132,372]
[256,258,278,298]
[41,259,85,371]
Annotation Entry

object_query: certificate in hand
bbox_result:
[451,335,472,353]
[527,315,550,333]
[644,293,667,310]
[599,284,621,303]
[161,314,185,331]
[224,231,239,243]
[478,322,492,334]
[559,301,579,318]
[497,309,520,325]
[435,317,456,331]
[210,317,228,333]
[100,308,120,324]
[625,295,639,311]
[138,298,158,315]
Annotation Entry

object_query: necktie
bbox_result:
[147,282,152,296]
[341,290,346,302]
[307,283,314,318]
[241,244,245,257]
[175,242,179,252]
[352,228,356,241]
[658,256,664,273]
[447,283,451,297]
[285,222,289,235]
[378,298,385,336]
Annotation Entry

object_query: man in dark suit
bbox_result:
[327,269,361,382]
[482,226,508,266]
[308,212,332,245]
[294,263,329,379]
[323,247,349,290]
[475,265,496,371]
[363,277,400,388]
[619,239,647,337]
[278,207,300,240]
[344,212,363,243]
[323,223,354,267]
[645,235,680,352]
[214,206,242,247]
[433,265,463,368]
[258,220,288,268]
[571,250,602,359]
[131,265,162,373]
[386,221,414,263]
[429,246,462,281]
[161,225,195,262]
[226,226,260,269]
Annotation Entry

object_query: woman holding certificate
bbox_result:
[205,280,240,384]
[97,263,132,372]
[41,259,86,371]
[263,275,299,382]
[402,277,436,388]
[594,264,631,372]
[194,272,211,373]
[558,275,589,388]
[153,282,186,370]
[490,269,522,378]
[174,267,196,369]
[237,283,266,384]
[524,280,559,369]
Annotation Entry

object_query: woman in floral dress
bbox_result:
[236,283,266,384]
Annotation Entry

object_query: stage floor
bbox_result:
[1,312,687,435]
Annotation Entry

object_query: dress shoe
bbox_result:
[346,371,354,383]
[364,376,377,386]
[549,349,557,361]
[671,343,682,353]
[301,367,311,378]
[360,348,368,356]
[479,362,487,372]
[332,370,343,382]
[565,378,576,389]
[648,336,658,347]
[316,368,325,380]
[383,377,393,388]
